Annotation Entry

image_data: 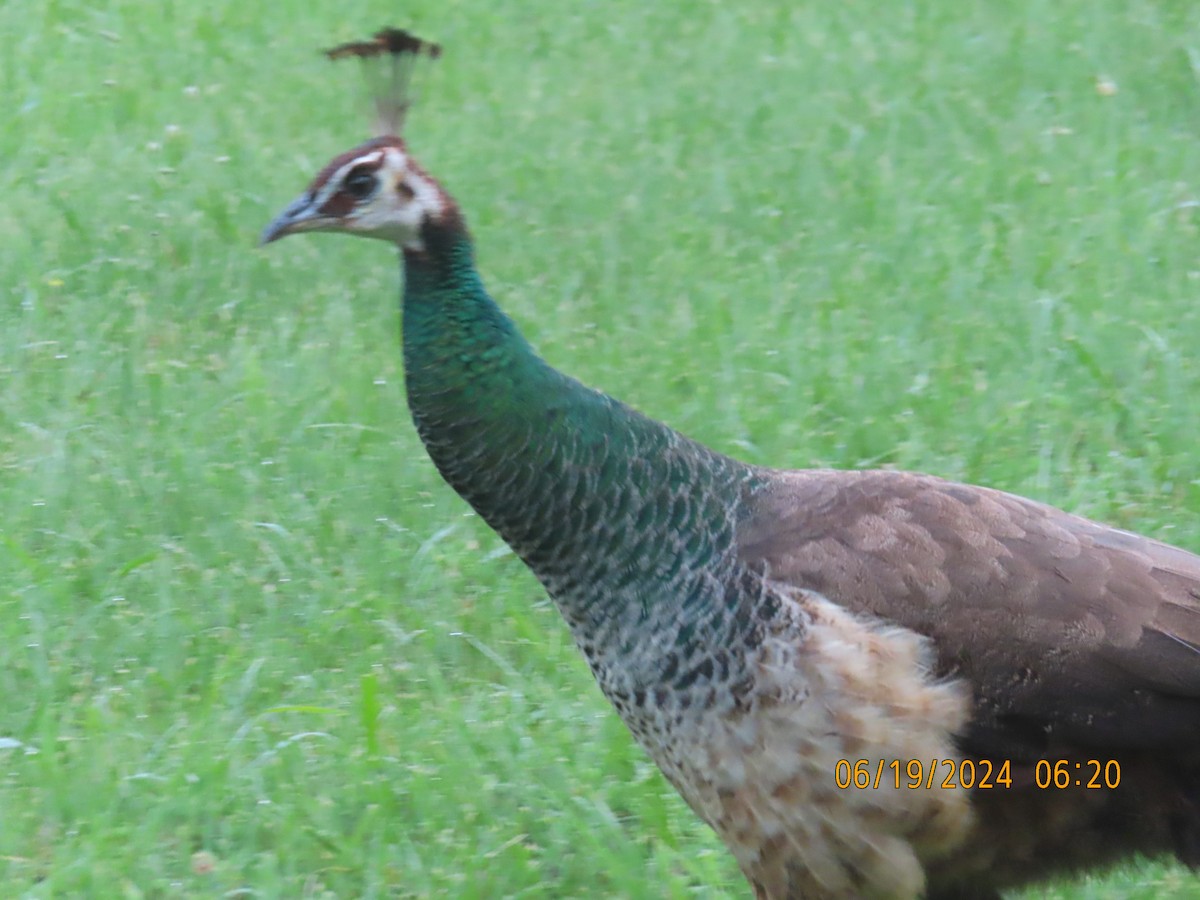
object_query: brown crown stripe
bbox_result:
[307,136,397,195]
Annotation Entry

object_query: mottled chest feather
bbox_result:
[580,579,973,900]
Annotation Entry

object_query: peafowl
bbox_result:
[262,29,1200,900]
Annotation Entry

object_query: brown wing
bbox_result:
[737,468,1200,761]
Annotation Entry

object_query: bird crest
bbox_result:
[325,27,442,138]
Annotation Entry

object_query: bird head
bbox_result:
[260,28,448,252]
[260,135,449,251]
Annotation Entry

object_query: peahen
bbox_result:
[262,29,1200,900]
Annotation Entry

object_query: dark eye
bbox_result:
[343,167,377,200]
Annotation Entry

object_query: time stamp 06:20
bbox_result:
[834,758,1122,791]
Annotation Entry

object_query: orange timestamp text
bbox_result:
[834,758,1122,791]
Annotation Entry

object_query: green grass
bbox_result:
[2,0,1199,896]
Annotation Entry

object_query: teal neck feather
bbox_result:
[401,218,770,685]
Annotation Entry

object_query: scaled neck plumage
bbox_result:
[399,212,771,685]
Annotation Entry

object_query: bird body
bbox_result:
[398,216,976,897]
[263,31,1200,899]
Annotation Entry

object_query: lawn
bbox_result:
[2,0,1199,896]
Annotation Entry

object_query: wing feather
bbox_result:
[738,469,1200,758]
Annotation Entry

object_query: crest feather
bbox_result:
[325,28,441,137]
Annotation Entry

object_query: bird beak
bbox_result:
[259,194,329,246]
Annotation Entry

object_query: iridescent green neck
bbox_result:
[400,220,763,663]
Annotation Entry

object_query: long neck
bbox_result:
[400,219,765,675]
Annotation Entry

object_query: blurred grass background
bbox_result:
[2,0,1199,896]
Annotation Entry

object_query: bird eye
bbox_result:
[343,168,377,200]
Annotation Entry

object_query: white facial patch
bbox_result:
[375,147,446,252]
[321,146,447,250]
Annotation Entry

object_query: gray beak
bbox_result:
[259,194,325,246]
